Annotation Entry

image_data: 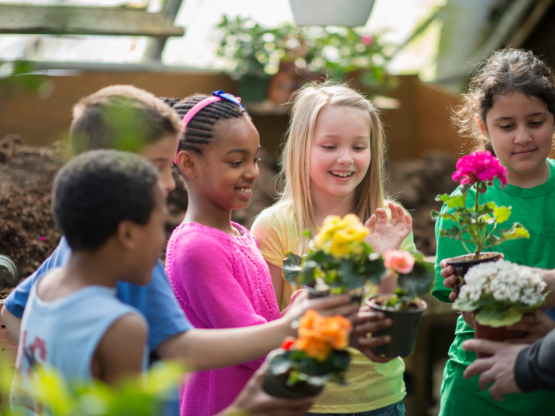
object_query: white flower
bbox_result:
[453,259,546,312]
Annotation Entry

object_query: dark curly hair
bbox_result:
[160,94,247,154]
[52,149,159,252]
[453,49,555,151]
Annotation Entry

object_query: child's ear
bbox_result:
[177,150,198,179]
[116,220,140,251]
[476,115,489,138]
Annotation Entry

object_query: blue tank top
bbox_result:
[11,274,147,415]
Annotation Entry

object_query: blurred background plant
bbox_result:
[216,15,396,103]
[0,360,184,416]
[0,60,52,114]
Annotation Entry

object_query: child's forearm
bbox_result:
[1,307,21,344]
[156,318,294,371]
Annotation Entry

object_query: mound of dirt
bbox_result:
[0,135,65,281]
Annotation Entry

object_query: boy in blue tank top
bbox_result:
[12,149,165,414]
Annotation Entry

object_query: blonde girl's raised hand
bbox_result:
[364,202,412,254]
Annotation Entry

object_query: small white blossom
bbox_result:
[453,259,546,312]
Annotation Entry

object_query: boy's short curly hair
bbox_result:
[71,85,181,155]
[52,149,160,252]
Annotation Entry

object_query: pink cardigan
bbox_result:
[165,222,281,416]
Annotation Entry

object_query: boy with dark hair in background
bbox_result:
[12,149,166,414]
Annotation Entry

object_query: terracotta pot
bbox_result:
[472,314,527,358]
[263,369,323,399]
[0,300,18,407]
[367,294,427,357]
[445,252,502,294]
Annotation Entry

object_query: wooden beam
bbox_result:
[0,5,185,37]
[507,0,555,48]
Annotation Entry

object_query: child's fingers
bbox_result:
[375,208,388,224]
[354,317,393,335]
[364,214,377,231]
[440,265,455,278]
[403,213,413,233]
[387,202,398,226]
[357,334,392,349]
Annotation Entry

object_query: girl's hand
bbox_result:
[439,259,459,302]
[506,310,555,344]
[281,292,359,336]
[221,360,314,416]
[364,202,412,254]
[351,306,395,363]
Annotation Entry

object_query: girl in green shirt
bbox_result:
[434,49,555,416]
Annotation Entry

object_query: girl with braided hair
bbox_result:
[163,91,360,416]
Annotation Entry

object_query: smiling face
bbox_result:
[193,115,260,211]
[482,91,554,184]
[309,105,371,200]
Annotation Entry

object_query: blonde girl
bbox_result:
[251,82,415,416]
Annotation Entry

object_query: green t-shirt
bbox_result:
[433,158,555,416]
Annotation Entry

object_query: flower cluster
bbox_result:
[454,260,547,327]
[311,214,369,259]
[285,310,352,362]
[452,150,508,191]
[383,250,415,274]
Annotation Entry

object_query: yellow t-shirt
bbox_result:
[251,201,415,414]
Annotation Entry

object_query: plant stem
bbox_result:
[474,184,481,259]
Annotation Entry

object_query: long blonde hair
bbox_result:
[278,81,386,253]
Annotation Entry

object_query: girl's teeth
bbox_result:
[331,171,353,177]
[238,188,252,193]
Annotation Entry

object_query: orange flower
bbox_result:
[295,310,352,361]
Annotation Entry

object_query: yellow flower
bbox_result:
[295,310,352,362]
[312,214,369,258]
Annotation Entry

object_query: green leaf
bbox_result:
[437,193,467,209]
[439,226,464,240]
[282,252,302,283]
[475,306,524,328]
[299,260,318,287]
[397,261,434,299]
[431,211,459,223]
[498,222,530,242]
[486,202,511,224]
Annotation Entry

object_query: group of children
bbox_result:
[4,47,555,416]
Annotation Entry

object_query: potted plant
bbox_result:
[431,150,529,292]
[263,310,352,398]
[215,16,274,103]
[288,0,376,27]
[452,259,547,357]
[282,214,385,301]
[367,250,434,357]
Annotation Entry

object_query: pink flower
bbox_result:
[361,35,373,46]
[383,250,415,274]
[37,236,45,241]
[452,150,508,189]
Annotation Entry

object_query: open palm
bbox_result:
[364,202,412,254]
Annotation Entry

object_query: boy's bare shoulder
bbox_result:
[93,313,146,383]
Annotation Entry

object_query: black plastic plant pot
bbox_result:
[262,370,323,399]
[367,294,427,358]
[445,252,501,294]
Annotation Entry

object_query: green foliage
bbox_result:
[3,362,184,416]
[282,244,385,294]
[0,60,52,114]
[215,15,396,92]
[475,305,524,328]
[432,184,529,257]
[269,348,350,387]
[381,253,434,310]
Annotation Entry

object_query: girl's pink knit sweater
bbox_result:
[165,221,281,416]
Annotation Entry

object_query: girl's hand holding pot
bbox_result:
[439,259,459,301]
[351,305,395,363]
